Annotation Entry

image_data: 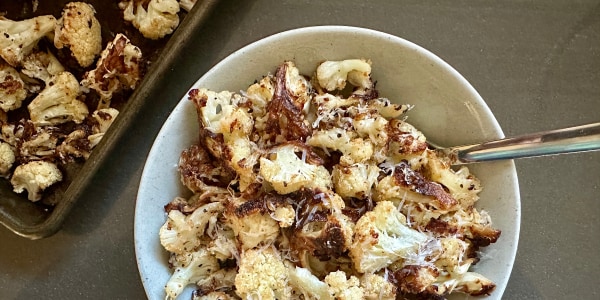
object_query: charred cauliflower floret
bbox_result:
[1,119,58,162]
[0,15,57,67]
[392,264,439,294]
[10,160,62,201]
[56,129,92,162]
[88,108,120,148]
[193,268,237,299]
[244,75,275,134]
[178,144,235,193]
[259,142,332,194]
[0,60,27,112]
[350,201,427,273]
[0,142,15,177]
[316,59,372,91]
[422,150,482,208]
[54,2,102,67]
[189,88,259,191]
[166,248,220,300]
[264,61,313,144]
[290,189,354,262]
[224,198,280,250]
[28,71,88,126]
[437,207,501,247]
[235,247,292,300]
[374,161,459,211]
[21,49,65,84]
[431,266,496,296]
[81,33,142,108]
[160,201,224,254]
[119,0,180,40]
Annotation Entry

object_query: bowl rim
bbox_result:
[135,25,521,300]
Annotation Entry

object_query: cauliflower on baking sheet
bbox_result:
[0,60,27,112]
[21,48,66,85]
[54,2,102,67]
[0,142,16,177]
[10,160,62,201]
[27,71,88,126]
[0,15,57,67]
[0,1,181,203]
[81,33,143,109]
[160,59,501,299]
[119,0,180,40]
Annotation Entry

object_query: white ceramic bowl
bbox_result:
[135,26,520,300]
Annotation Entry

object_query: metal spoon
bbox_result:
[429,122,600,165]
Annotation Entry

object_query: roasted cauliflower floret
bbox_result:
[392,264,439,294]
[0,142,16,177]
[316,59,372,91]
[0,15,57,67]
[429,261,496,296]
[259,142,332,194]
[55,129,91,162]
[308,128,374,165]
[224,199,280,250]
[119,0,180,40]
[81,33,142,108]
[288,265,332,300]
[244,75,275,133]
[178,144,235,193]
[10,160,62,201]
[360,272,397,300]
[1,119,60,162]
[87,108,120,148]
[324,270,364,300]
[28,71,88,126]
[166,248,220,300]
[54,2,102,67]
[160,201,224,255]
[193,89,251,137]
[189,88,259,191]
[264,61,313,143]
[350,201,427,273]
[21,49,65,84]
[332,163,379,199]
[0,60,27,112]
[291,199,354,260]
[235,247,292,300]
[422,150,482,208]
[193,268,237,299]
[374,161,459,211]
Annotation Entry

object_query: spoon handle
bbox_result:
[449,122,600,164]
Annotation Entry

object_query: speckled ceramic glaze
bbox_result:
[135,26,520,300]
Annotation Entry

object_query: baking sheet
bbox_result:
[0,0,221,239]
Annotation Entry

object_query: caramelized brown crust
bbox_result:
[178,144,235,192]
[393,161,458,210]
[391,265,439,294]
[264,62,312,142]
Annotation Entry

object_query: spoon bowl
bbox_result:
[428,122,600,165]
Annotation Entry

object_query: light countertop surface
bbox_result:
[1,0,599,299]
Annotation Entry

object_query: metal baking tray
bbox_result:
[0,0,220,239]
